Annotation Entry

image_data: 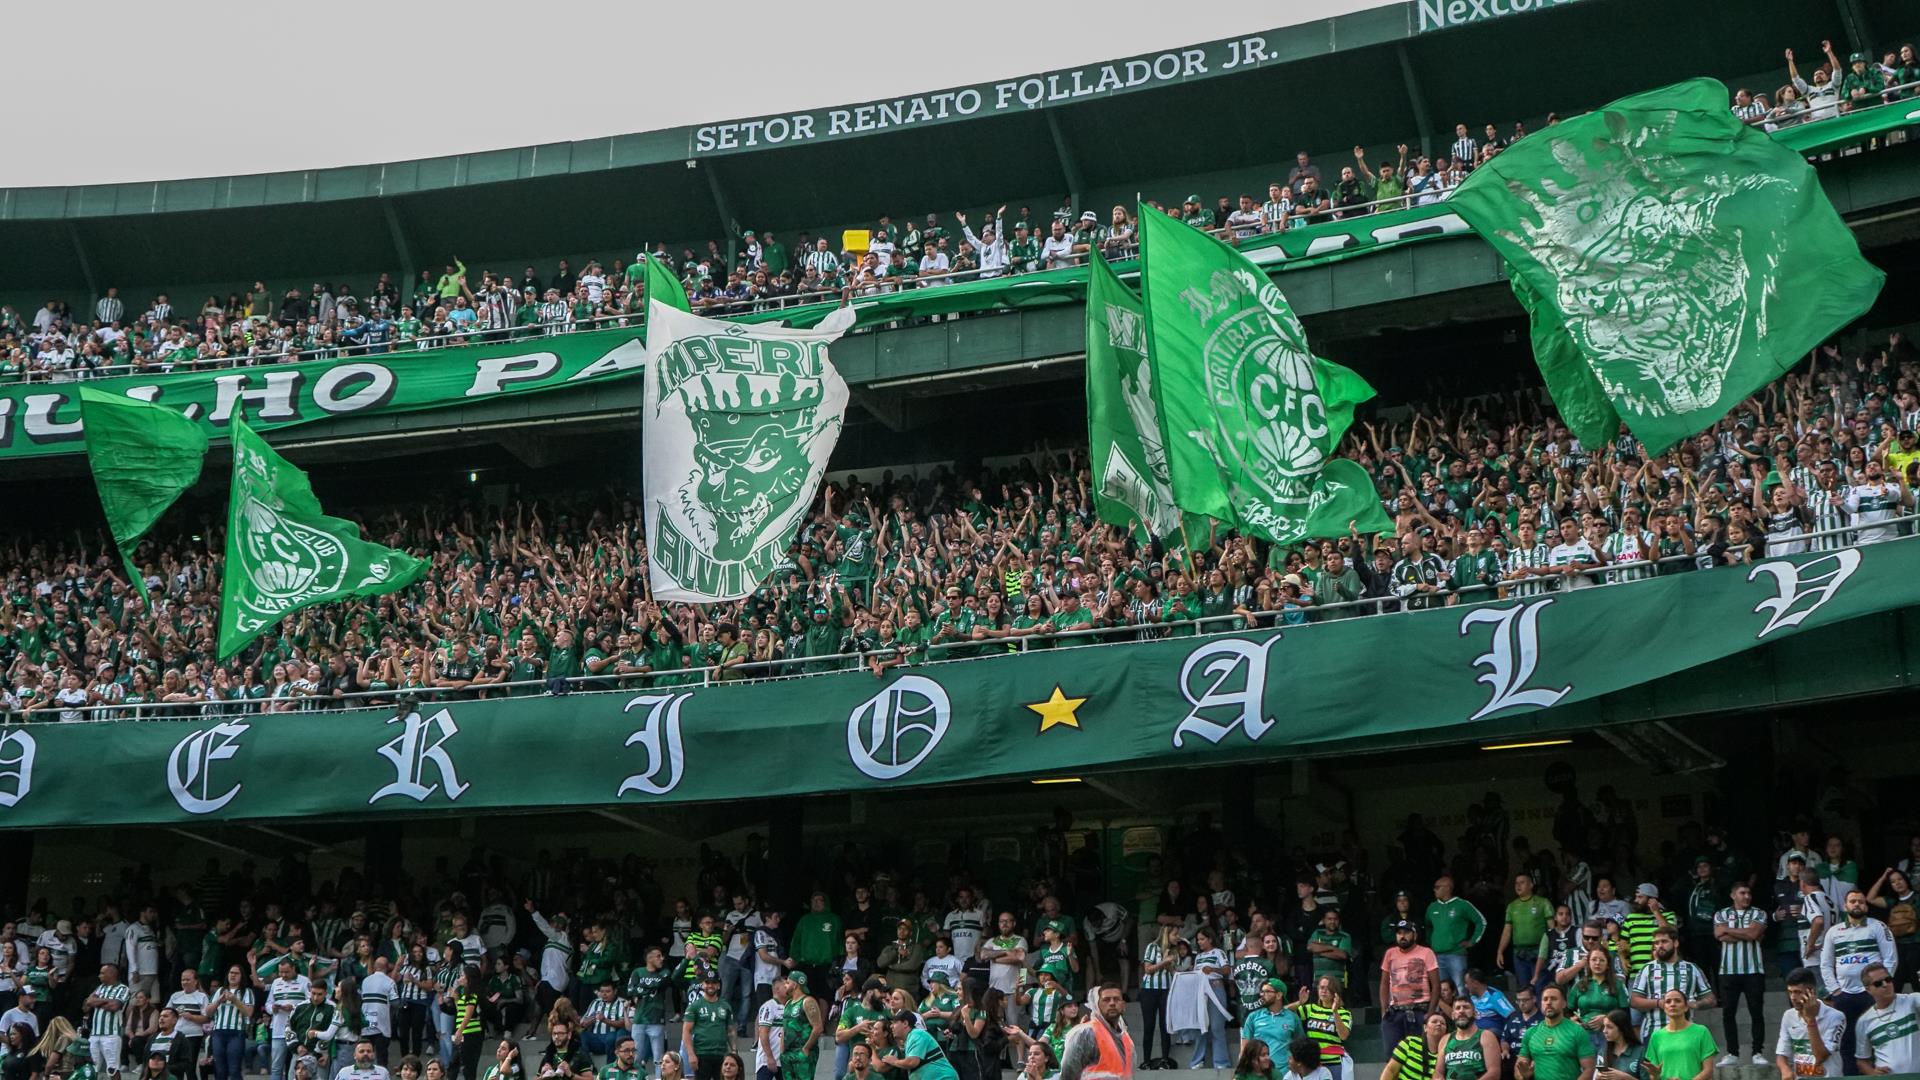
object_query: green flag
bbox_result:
[646,252,690,315]
[1085,252,1205,545]
[218,420,426,659]
[77,386,209,605]
[1448,77,1885,452]
[1137,204,1383,545]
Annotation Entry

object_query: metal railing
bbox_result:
[1739,76,1920,132]
[19,514,1912,724]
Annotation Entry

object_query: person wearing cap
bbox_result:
[681,972,731,1080]
[777,970,823,1080]
[524,902,572,1020]
[1241,977,1304,1065]
[916,970,960,1047]
[1619,885,1673,978]
[879,1009,957,1080]
[1840,51,1884,110]
[1379,920,1439,1055]
[1179,195,1215,232]
[1018,963,1068,1039]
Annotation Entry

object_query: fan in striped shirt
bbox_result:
[1627,929,1714,1039]
[1503,522,1553,597]
[1713,886,1768,1061]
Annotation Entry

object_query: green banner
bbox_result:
[0,328,647,461]
[0,540,1914,828]
[1773,100,1920,155]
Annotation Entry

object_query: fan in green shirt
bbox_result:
[681,977,734,1063]
[1642,997,1716,1080]
[790,895,844,969]
[1516,988,1594,1080]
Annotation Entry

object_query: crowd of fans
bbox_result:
[0,791,1913,1080]
[1,327,1917,720]
[4,30,1914,388]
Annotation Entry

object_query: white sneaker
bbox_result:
[1752,1054,1770,1066]
[1715,1054,1738,1067]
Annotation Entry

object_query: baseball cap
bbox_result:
[1391,919,1416,931]
[784,971,805,989]
[1636,883,1660,899]
[1185,193,1201,203]
[927,970,951,985]
[1264,978,1287,991]
[1080,211,1098,223]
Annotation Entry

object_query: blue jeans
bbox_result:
[1512,951,1539,994]
[271,1037,292,1080]
[833,1041,851,1079]
[583,1031,618,1061]
[210,1030,247,1080]
[631,1025,666,1069]
[434,1006,456,1069]
[1436,952,1468,995]
[721,956,753,1036]
[1189,1020,1228,1069]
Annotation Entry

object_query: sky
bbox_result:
[2,0,1397,188]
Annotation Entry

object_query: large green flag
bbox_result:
[646,252,691,315]
[1448,77,1885,452]
[218,420,426,659]
[1085,253,1201,545]
[1136,205,1388,544]
[77,387,209,605]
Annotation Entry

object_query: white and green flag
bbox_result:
[1136,205,1390,544]
[1086,252,1191,543]
[643,300,856,602]
[218,420,425,659]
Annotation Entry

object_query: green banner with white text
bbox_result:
[0,329,647,461]
[0,540,1916,828]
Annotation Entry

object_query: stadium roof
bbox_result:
[0,0,1908,303]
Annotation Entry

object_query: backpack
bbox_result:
[1888,901,1918,939]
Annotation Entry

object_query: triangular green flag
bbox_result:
[218,419,426,660]
[1136,204,1384,545]
[1449,77,1885,453]
[646,252,691,316]
[77,387,209,605]
[1084,253,1210,546]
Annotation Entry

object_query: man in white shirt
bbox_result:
[956,208,1008,279]
[917,245,951,288]
[0,989,38,1035]
[1854,962,1920,1074]
[1778,967,1846,1077]
[166,968,211,1075]
[124,905,162,1000]
[1040,221,1076,270]
[1843,460,1908,544]
[525,903,573,1019]
[1824,890,1899,1063]
[976,912,1028,998]
[358,956,396,1061]
[754,976,787,1080]
[335,1038,393,1080]
[752,911,787,1015]
[36,920,75,976]
[266,959,312,1080]
[1547,518,1601,590]
[1225,195,1265,240]
[942,889,989,963]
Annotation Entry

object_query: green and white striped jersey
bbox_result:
[209,986,253,1031]
[1628,960,1710,1037]
[1504,543,1552,597]
[1856,993,1920,1073]
[1713,907,1767,976]
[89,982,131,1036]
[1140,942,1171,990]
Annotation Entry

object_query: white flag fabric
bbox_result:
[643,300,855,602]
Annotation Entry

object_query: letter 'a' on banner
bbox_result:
[643,299,857,602]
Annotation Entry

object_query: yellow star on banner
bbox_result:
[1026,686,1088,733]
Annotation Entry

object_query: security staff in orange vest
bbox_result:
[1059,984,1134,1080]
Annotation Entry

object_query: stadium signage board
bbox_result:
[0,541,1912,828]
[689,33,1287,156]
[1416,0,1583,33]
